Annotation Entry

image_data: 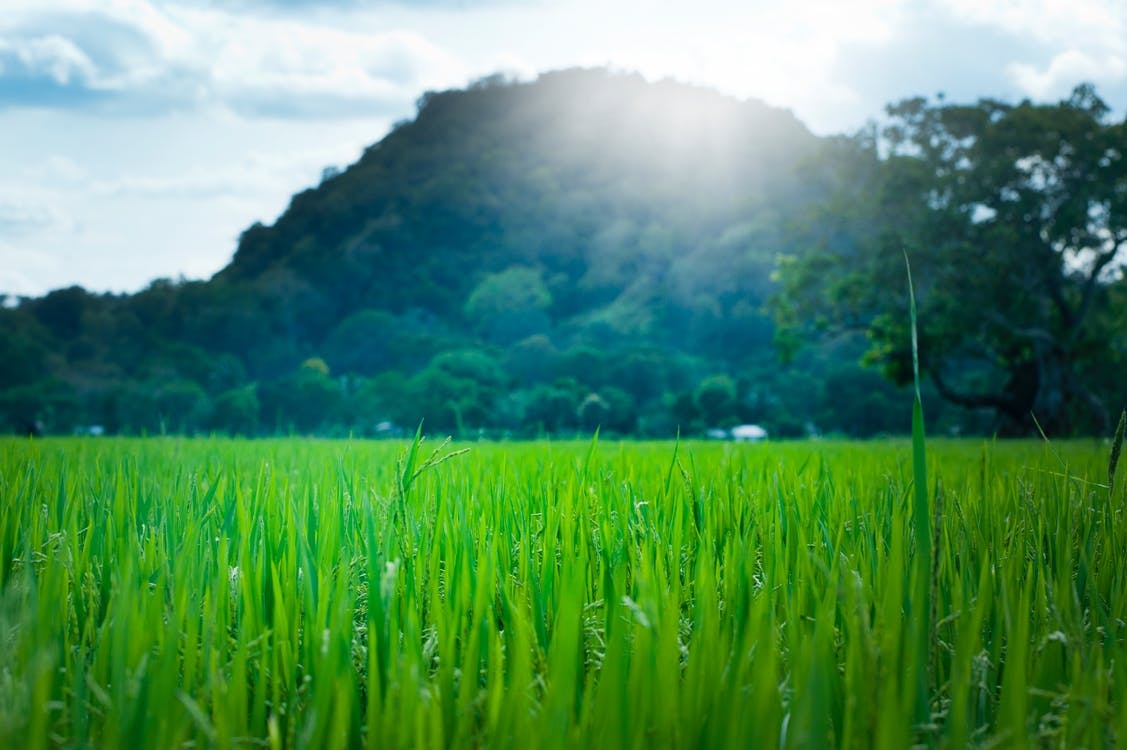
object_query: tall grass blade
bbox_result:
[1109,408,1126,500]
[398,422,425,503]
[905,252,931,724]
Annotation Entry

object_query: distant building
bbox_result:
[704,424,769,441]
[374,421,402,438]
[730,424,768,441]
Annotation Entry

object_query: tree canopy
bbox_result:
[775,84,1127,435]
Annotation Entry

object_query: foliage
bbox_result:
[775,84,1127,435]
[209,384,260,436]
[463,266,552,344]
[1,437,1123,747]
[258,362,343,434]
[1,70,841,438]
[9,72,1124,437]
[694,374,738,426]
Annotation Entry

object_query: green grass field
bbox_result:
[1,436,1124,748]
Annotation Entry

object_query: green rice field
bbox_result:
[1,435,1125,748]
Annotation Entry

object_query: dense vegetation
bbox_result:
[775,84,1127,436]
[3,70,1125,437]
[2,435,1124,747]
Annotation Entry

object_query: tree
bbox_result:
[403,350,508,432]
[595,386,638,434]
[695,374,738,427]
[463,266,552,345]
[0,309,52,390]
[775,84,1127,435]
[209,385,260,436]
[349,372,412,432]
[523,380,581,435]
[504,334,559,385]
[0,380,78,435]
[577,392,609,432]
[24,286,95,340]
[324,310,397,375]
[258,359,343,434]
[152,379,211,434]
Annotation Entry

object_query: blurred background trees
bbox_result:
[4,72,1123,438]
[774,84,1127,435]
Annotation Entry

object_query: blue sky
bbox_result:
[3,0,1126,297]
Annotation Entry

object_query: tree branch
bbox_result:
[1069,241,1122,345]
[929,367,1020,418]
[1045,268,1075,331]
[986,312,1057,346]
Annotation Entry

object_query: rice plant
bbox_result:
[0,435,1123,748]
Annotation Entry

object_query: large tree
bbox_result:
[775,84,1127,435]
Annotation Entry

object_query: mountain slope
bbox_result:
[219,69,815,334]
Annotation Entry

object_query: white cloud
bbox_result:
[0,198,70,236]
[1009,50,1127,99]
[91,146,355,198]
[937,0,1127,98]
[0,34,98,85]
[940,0,1125,47]
[28,155,89,185]
[473,0,913,133]
[201,20,466,116]
[0,1,469,117]
[0,106,396,294]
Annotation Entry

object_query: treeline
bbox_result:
[1,280,934,438]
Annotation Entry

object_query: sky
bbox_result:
[3,0,1127,298]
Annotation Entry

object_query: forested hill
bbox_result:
[1,68,922,438]
[217,67,816,344]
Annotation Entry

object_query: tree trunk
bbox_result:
[996,350,1108,436]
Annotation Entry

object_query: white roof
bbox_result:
[730,424,768,440]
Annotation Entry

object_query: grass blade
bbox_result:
[1109,409,1126,501]
[905,252,931,724]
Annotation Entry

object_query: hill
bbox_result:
[0,68,918,438]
